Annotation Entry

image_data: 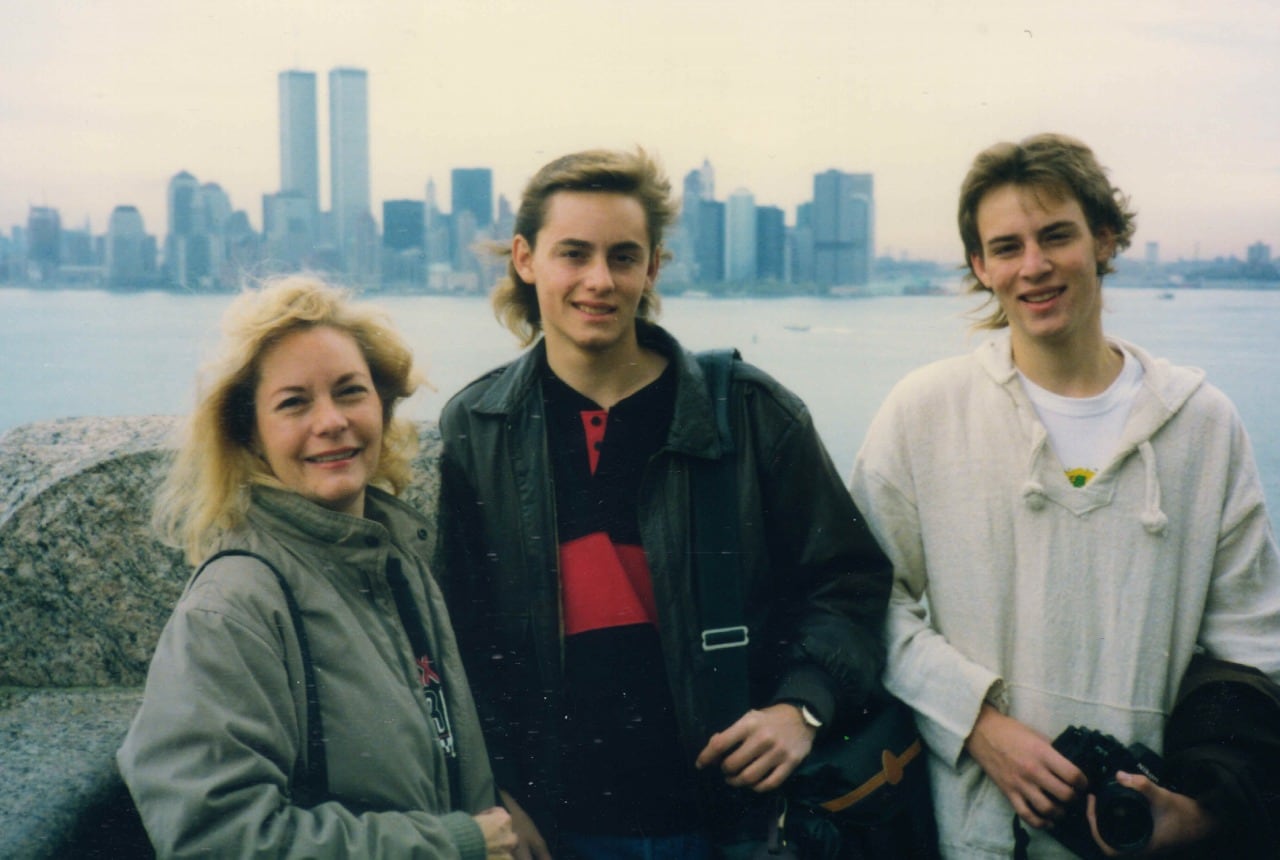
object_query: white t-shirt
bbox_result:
[1018,349,1145,487]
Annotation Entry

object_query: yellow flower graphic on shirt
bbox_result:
[1065,468,1095,488]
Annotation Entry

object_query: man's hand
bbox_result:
[1086,771,1217,857]
[694,702,816,792]
[964,704,1086,828]
[498,789,552,860]
[473,807,517,860]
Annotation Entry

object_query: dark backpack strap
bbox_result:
[692,349,751,733]
[194,549,328,807]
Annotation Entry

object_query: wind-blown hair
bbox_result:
[491,147,678,346]
[959,133,1137,330]
[154,275,424,563]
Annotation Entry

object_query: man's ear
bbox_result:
[1094,229,1116,267]
[970,251,990,288]
[512,234,535,283]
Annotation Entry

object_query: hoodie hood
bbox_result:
[975,334,1205,533]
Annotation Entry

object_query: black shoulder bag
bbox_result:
[691,350,935,859]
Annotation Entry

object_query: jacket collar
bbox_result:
[467,322,722,460]
[247,483,407,549]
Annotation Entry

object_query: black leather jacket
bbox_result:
[435,323,891,835]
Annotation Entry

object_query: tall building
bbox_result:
[164,173,239,289]
[164,171,200,287]
[791,202,815,284]
[26,206,61,282]
[696,157,716,202]
[329,67,371,259]
[725,188,757,283]
[451,168,493,230]
[449,168,493,277]
[383,200,425,251]
[756,205,786,282]
[263,191,315,270]
[106,205,153,288]
[424,177,451,266]
[278,70,319,214]
[694,199,725,284]
[678,159,719,284]
[813,170,874,288]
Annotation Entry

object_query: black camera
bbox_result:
[1048,726,1165,858]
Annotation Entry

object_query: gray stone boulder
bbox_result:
[0,415,443,858]
[0,415,443,687]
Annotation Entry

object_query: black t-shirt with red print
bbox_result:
[542,360,702,836]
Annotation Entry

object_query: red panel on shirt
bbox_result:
[579,410,608,475]
[560,533,658,635]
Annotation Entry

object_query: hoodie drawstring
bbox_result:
[1138,440,1169,536]
[1020,443,1168,537]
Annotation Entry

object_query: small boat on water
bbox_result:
[783,324,811,333]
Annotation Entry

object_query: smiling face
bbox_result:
[253,325,383,517]
[971,183,1115,352]
[512,190,659,363]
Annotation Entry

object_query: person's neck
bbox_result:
[545,336,668,409]
[1011,329,1122,398]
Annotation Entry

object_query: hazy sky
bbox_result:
[3,0,1277,263]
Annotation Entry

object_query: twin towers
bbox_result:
[275,68,370,268]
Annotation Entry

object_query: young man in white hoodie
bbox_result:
[851,133,1280,859]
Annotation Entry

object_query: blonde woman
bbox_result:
[118,276,514,859]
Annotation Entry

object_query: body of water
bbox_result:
[3,286,1278,513]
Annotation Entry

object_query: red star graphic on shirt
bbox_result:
[417,654,441,687]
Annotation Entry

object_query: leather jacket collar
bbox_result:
[467,322,723,461]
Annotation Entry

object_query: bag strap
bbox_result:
[692,349,752,733]
[194,549,329,807]
[383,555,464,801]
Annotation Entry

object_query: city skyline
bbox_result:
[3,0,1278,263]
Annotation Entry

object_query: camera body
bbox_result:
[1048,726,1165,858]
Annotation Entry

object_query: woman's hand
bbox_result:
[964,705,1086,829]
[1086,771,1217,856]
[498,789,552,860]
[473,806,517,859]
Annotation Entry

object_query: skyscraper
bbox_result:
[383,200,425,251]
[451,168,493,230]
[813,170,874,288]
[329,67,371,254]
[756,205,786,282]
[164,171,200,287]
[26,206,61,282]
[278,70,319,214]
[106,205,153,287]
[694,199,726,284]
[725,188,757,283]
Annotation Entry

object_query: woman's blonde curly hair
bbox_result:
[153,274,424,563]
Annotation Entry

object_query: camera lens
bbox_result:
[1095,782,1153,853]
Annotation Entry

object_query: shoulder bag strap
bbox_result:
[691,349,752,733]
[194,549,328,806]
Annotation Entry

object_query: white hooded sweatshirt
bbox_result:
[851,335,1280,859]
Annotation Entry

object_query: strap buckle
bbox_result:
[701,625,750,651]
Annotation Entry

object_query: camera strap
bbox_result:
[1011,816,1031,860]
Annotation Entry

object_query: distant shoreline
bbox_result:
[3,278,1279,297]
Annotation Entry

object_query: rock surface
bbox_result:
[0,415,443,687]
[0,416,444,858]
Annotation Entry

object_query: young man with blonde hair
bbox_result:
[437,148,892,858]
[852,133,1280,858]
